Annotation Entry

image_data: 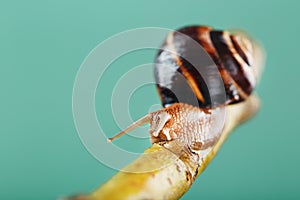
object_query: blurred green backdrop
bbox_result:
[1,0,300,199]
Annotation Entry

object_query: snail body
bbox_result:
[109,26,261,151]
[109,102,221,152]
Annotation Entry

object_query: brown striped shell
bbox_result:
[154,26,257,108]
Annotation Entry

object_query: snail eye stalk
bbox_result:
[107,114,150,142]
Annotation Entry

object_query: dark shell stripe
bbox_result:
[230,35,250,66]
[195,26,222,66]
[209,30,253,95]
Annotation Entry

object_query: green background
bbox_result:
[1,0,299,199]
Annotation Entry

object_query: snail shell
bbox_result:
[155,26,258,108]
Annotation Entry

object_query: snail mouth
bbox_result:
[150,111,171,137]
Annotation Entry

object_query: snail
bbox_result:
[108,26,262,152]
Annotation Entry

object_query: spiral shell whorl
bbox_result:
[154,26,259,108]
